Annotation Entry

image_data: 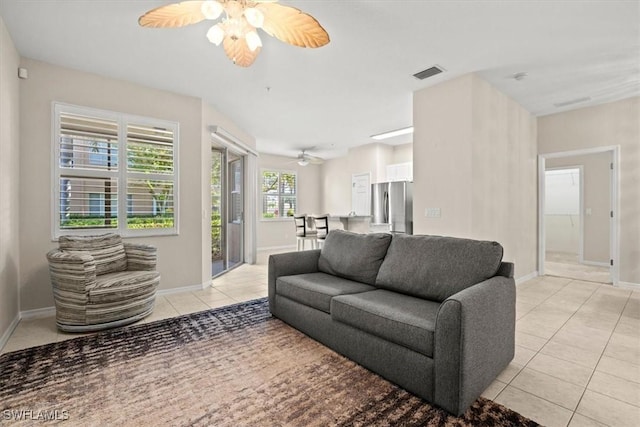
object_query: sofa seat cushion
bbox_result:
[276,272,376,314]
[331,290,440,357]
[318,230,392,286]
[375,234,504,302]
[88,270,160,304]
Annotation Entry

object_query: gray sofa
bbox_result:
[268,230,515,416]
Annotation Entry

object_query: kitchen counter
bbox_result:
[328,214,371,234]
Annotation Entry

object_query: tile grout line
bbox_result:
[499,279,605,426]
[565,287,634,426]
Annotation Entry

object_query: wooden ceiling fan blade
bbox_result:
[222,36,260,67]
[256,3,330,48]
[139,1,206,28]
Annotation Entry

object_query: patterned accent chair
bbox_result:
[46,233,160,332]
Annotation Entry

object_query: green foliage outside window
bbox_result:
[262,170,296,218]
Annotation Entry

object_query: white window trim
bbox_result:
[51,102,180,239]
[260,168,298,220]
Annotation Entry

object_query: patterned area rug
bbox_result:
[1,299,539,426]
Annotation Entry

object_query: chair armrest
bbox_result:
[124,243,157,271]
[46,249,97,293]
[433,275,516,415]
[268,249,321,314]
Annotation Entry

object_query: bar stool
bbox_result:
[312,214,330,248]
[294,214,317,250]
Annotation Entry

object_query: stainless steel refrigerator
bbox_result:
[370,181,413,234]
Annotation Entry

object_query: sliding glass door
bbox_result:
[226,152,244,270]
[211,147,244,277]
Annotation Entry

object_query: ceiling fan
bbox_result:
[293,149,324,166]
[138,0,330,67]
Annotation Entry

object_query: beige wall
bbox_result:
[320,156,350,215]
[350,143,393,184]
[413,74,538,280]
[392,143,413,164]
[545,215,580,254]
[0,17,21,342]
[320,143,409,214]
[538,97,640,283]
[546,153,610,264]
[17,58,253,311]
[257,153,321,249]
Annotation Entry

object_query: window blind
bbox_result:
[53,104,178,237]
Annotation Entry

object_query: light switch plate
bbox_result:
[425,208,441,218]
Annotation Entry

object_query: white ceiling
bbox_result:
[1,1,638,159]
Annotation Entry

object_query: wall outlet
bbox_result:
[425,208,441,218]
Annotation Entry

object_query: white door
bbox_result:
[351,173,371,215]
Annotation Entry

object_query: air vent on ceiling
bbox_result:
[413,65,445,80]
[553,96,592,108]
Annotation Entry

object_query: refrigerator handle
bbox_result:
[384,191,389,223]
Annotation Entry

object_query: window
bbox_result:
[88,193,118,217]
[261,170,296,219]
[53,103,179,237]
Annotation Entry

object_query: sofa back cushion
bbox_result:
[59,233,127,276]
[318,230,392,286]
[375,234,503,302]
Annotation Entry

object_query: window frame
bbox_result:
[52,102,180,239]
[260,168,298,220]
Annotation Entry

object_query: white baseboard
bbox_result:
[615,281,640,290]
[257,245,296,252]
[516,271,539,285]
[21,306,56,320]
[3,283,208,349]
[0,313,21,353]
[17,283,209,322]
[157,282,209,296]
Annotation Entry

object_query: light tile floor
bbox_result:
[545,251,611,284]
[2,251,639,426]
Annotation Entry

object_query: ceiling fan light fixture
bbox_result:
[246,31,262,52]
[244,7,265,28]
[139,0,330,67]
[298,158,309,166]
[206,24,225,45]
[201,1,224,20]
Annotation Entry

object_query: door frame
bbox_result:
[538,145,620,284]
[211,128,258,277]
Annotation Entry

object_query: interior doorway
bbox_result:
[543,166,609,282]
[211,146,244,277]
[538,147,618,284]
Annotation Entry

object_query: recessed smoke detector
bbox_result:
[413,65,445,80]
[553,96,592,108]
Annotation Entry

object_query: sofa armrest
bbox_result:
[46,249,97,293]
[268,250,321,314]
[433,275,516,415]
[124,242,158,271]
[496,261,514,278]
